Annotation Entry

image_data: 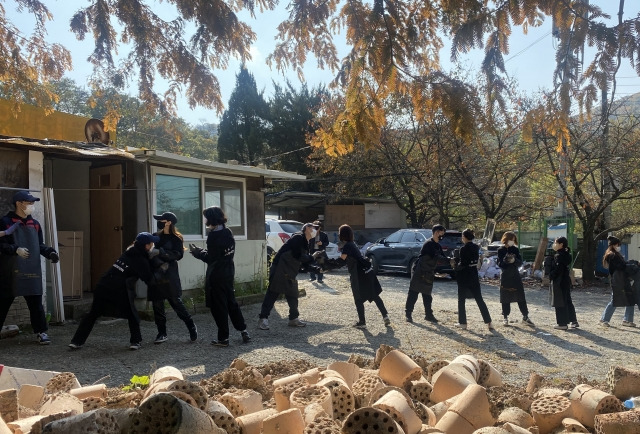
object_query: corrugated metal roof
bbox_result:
[0,136,134,159]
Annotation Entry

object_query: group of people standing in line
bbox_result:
[2,190,639,349]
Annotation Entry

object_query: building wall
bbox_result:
[364,203,407,229]
[325,205,365,230]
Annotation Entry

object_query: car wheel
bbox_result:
[368,255,379,274]
[267,247,276,269]
[407,257,417,277]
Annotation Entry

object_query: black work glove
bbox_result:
[189,243,203,256]
[49,251,60,263]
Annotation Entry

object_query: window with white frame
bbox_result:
[154,170,246,238]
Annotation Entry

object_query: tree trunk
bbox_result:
[581,229,597,282]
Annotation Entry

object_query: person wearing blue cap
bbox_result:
[0,190,59,345]
[149,212,197,344]
[68,232,159,350]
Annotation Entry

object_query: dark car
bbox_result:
[365,229,463,277]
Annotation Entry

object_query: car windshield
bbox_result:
[441,234,462,249]
[279,222,303,233]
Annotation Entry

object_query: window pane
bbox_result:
[385,231,402,243]
[156,174,201,235]
[205,178,245,235]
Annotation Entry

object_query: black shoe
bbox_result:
[241,331,251,343]
[211,339,229,347]
[154,334,168,344]
[424,313,439,323]
[317,279,323,283]
[405,313,413,323]
[353,321,367,329]
[189,325,198,342]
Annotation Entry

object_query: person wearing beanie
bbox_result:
[599,235,636,327]
[68,232,159,350]
[189,206,251,346]
[497,231,535,327]
[148,212,198,344]
[405,224,447,323]
[0,191,59,345]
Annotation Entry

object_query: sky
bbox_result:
[6,0,640,125]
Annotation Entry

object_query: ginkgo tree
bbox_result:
[1,0,638,148]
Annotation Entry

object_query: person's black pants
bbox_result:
[501,301,529,318]
[458,286,492,324]
[152,297,195,336]
[71,296,142,345]
[352,287,388,323]
[554,288,577,326]
[209,278,247,341]
[259,290,299,321]
[0,295,48,334]
[405,290,433,316]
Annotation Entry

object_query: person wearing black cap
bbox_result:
[149,212,197,344]
[258,222,322,330]
[405,224,447,323]
[599,235,636,327]
[309,220,329,283]
[0,191,59,345]
[189,206,251,346]
[68,232,159,350]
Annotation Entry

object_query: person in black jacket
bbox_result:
[0,191,59,345]
[406,224,447,323]
[258,222,322,330]
[69,232,159,350]
[309,220,330,283]
[149,212,197,344]
[549,236,578,330]
[497,231,534,327]
[599,235,636,327]
[452,229,492,331]
[190,206,250,347]
[325,224,390,329]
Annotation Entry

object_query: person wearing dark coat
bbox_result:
[149,212,197,344]
[258,222,321,330]
[309,220,330,283]
[497,231,534,327]
[0,191,59,345]
[452,229,492,331]
[549,236,578,330]
[69,232,159,350]
[324,224,390,329]
[599,235,636,327]
[189,206,251,347]
[405,224,447,323]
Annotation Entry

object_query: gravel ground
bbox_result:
[1,270,639,389]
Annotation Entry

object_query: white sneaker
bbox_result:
[258,318,269,330]
[599,320,610,327]
[383,315,391,327]
[487,322,494,331]
[502,317,510,327]
[454,323,467,330]
[622,320,636,328]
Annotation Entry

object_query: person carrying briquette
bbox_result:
[258,222,322,330]
[323,224,391,329]
[549,236,579,330]
[599,235,636,327]
[69,232,159,350]
[497,231,535,327]
[405,224,447,323]
[149,212,198,344]
[308,220,329,283]
[0,191,59,345]
[189,206,251,347]
[452,228,493,331]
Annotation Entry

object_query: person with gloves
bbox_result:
[0,191,59,345]
[258,222,322,330]
[69,232,159,350]
[189,206,250,346]
[149,212,197,344]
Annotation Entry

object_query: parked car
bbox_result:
[365,228,463,277]
[265,219,340,268]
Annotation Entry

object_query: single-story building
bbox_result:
[0,103,304,326]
